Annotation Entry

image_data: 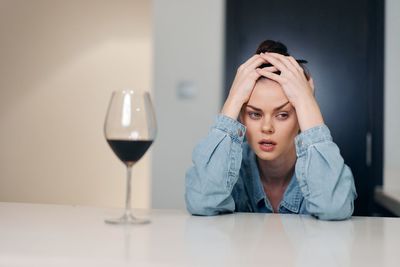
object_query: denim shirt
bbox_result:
[185,114,357,220]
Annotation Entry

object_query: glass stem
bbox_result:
[124,164,133,217]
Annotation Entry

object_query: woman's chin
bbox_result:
[254,150,279,161]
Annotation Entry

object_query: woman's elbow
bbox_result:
[315,198,355,221]
[186,204,220,216]
[185,193,234,216]
[318,205,353,221]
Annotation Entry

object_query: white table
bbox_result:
[0,202,399,267]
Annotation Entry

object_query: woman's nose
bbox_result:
[261,118,274,134]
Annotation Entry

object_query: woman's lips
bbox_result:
[258,139,277,152]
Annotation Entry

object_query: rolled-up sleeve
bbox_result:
[295,125,357,220]
[185,115,246,216]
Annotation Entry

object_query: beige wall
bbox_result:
[0,0,152,208]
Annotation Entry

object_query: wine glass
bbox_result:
[104,89,157,224]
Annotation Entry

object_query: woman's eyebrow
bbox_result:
[246,105,262,111]
[246,101,290,112]
[274,101,290,111]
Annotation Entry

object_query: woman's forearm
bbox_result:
[221,96,244,120]
[185,115,246,215]
[294,96,325,132]
[294,125,357,220]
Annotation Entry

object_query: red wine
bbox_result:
[107,140,153,165]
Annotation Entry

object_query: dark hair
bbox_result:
[255,40,310,80]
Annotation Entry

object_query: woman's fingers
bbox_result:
[309,77,315,92]
[266,52,297,71]
[262,53,306,77]
[259,53,287,73]
[247,57,270,71]
[258,66,279,73]
[286,55,305,73]
[256,67,285,84]
[239,54,265,71]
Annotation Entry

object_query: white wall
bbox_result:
[384,0,400,191]
[0,0,152,208]
[152,0,225,209]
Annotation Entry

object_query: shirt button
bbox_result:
[238,129,243,137]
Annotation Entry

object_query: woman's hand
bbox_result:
[221,54,276,120]
[256,52,324,131]
[256,52,314,106]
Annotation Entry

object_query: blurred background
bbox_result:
[0,0,398,217]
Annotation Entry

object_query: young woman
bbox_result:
[185,40,357,220]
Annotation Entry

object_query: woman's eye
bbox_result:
[248,112,261,119]
[276,113,289,120]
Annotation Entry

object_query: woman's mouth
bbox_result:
[258,139,277,152]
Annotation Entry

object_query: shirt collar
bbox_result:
[239,145,303,213]
[243,145,303,213]
[242,148,266,208]
[251,159,266,204]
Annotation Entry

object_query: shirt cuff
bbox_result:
[295,124,332,157]
[213,114,246,144]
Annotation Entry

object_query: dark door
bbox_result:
[225,0,383,216]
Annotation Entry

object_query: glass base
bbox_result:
[105,212,150,225]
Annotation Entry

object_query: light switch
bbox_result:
[176,81,197,100]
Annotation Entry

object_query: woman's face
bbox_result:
[241,78,300,162]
